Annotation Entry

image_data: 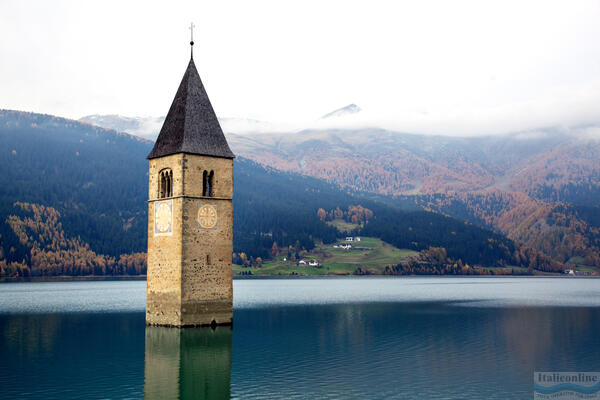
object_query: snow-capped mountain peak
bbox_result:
[321,104,362,119]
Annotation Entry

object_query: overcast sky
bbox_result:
[1,0,600,135]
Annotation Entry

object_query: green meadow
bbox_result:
[232,237,418,276]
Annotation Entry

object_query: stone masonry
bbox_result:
[146,153,233,327]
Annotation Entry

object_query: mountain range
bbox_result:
[231,126,600,264]
[1,109,540,278]
[80,107,600,267]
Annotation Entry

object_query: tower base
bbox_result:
[146,297,232,327]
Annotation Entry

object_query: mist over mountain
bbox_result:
[78,104,367,140]
[79,115,280,140]
[79,114,164,141]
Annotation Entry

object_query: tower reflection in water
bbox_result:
[144,326,232,400]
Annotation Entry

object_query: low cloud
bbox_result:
[217,79,600,138]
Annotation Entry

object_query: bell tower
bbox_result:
[146,34,234,327]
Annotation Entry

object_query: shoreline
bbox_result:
[2,273,597,283]
[0,275,147,283]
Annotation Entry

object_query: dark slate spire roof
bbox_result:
[148,58,235,159]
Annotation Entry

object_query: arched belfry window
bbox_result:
[202,170,214,197]
[159,168,173,198]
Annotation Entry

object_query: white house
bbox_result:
[345,237,354,242]
[354,237,361,242]
[339,244,352,250]
[565,269,575,275]
[308,260,319,267]
[298,260,307,265]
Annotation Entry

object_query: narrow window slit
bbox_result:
[208,170,214,197]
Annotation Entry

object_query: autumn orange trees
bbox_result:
[0,202,146,278]
[416,191,600,266]
[318,205,374,225]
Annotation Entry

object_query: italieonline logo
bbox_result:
[535,372,600,399]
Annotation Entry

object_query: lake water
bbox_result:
[1,277,600,399]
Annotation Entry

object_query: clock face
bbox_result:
[154,200,173,236]
[197,204,217,229]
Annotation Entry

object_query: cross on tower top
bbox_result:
[189,22,195,57]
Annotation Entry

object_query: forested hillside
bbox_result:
[228,127,600,201]
[225,127,600,266]
[0,110,562,277]
[384,191,600,265]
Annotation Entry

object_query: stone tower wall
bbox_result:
[146,153,233,326]
[147,154,183,326]
[180,155,233,326]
